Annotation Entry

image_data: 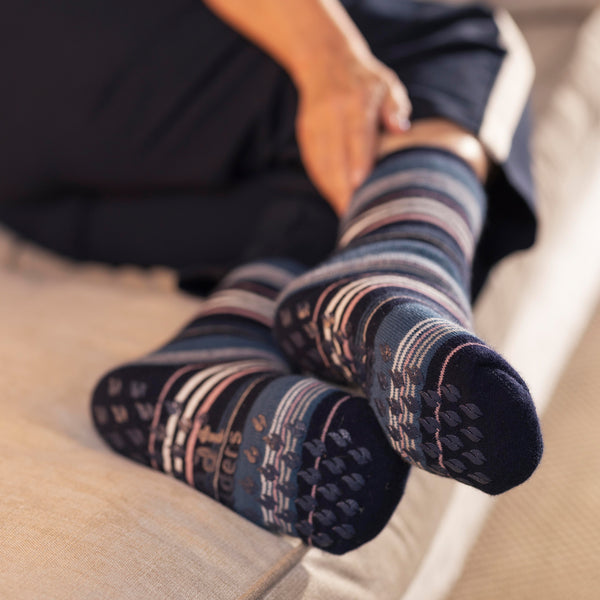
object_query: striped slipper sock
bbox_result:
[91,260,409,554]
[274,148,543,495]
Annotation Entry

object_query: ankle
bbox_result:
[376,118,490,182]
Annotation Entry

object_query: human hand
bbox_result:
[294,52,412,215]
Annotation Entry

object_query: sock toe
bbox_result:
[295,395,410,553]
[436,345,543,494]
[471,365,543,494]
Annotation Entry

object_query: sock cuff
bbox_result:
[376,146,481,182]
[340,146,487,237]
[186,260,305,330]
[217,259,305,294]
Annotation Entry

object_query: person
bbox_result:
[3,0,543,554]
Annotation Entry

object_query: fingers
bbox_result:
[379,69,412,134]
[294,62,413,217]
[346,70,412,197]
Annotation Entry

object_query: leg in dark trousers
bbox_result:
[1,1,535,292]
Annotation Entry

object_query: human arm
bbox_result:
[202,0,412,215]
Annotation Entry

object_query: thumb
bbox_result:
[380,73,412,133]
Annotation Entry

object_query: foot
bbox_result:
[276,289,542,494]
[274,148,543,494]
[91,260,410,553]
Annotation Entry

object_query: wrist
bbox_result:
[289,40,377,99]
[283,0,373,89]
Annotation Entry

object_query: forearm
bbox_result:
[202,0,371,87]
[203,0,411,214]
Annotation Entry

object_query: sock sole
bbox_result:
[91,363,410,554]
[367,329,543,495]
[276,286,543,494]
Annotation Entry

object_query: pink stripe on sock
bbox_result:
[212,374,272,501]
[148,364,203,468]
[313,278,354,368]
[184,364,269,487]
[199,306,273,327]
[391,321,451,452]
[338,280,395,368]
[306,395,351,540]
[343,212,472,259]
[434,342,487,470]
[268,379,323,528]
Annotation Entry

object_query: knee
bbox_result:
[376,118,490,182]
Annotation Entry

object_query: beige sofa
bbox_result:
[2,8,600,600]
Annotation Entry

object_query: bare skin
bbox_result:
[202,0,489,215]
[377,118,491,183]
[203,0,412,214]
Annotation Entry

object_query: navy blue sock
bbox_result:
[275,149,543,494]
[91,260,409,553]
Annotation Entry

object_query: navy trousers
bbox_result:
[0,0,537,296]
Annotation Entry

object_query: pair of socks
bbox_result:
[92,148,543,554]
